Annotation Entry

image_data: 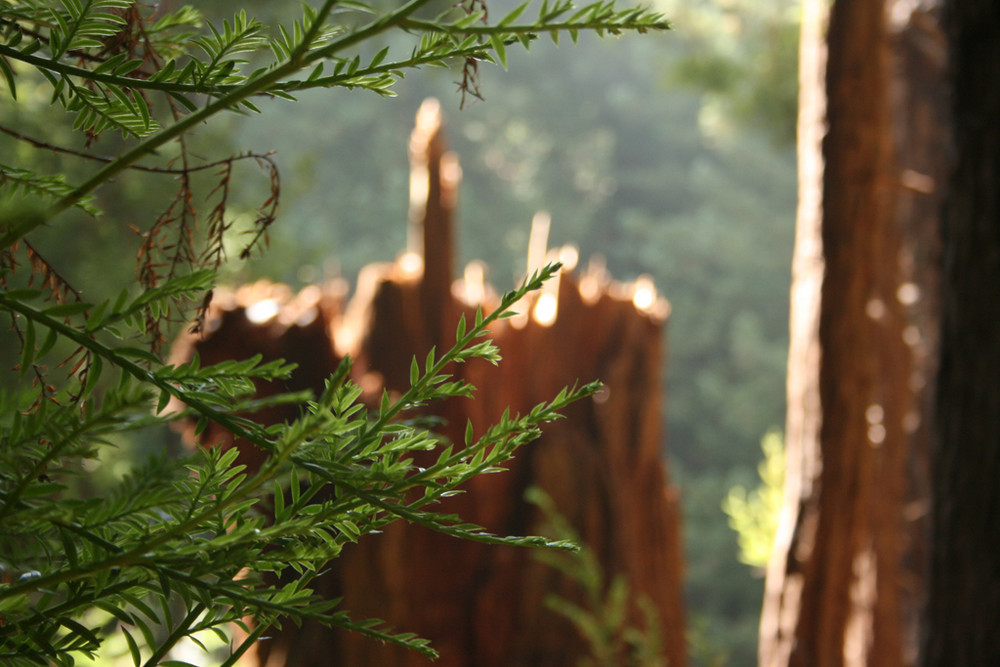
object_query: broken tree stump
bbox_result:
[175,99,686,666]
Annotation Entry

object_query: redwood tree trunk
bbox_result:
[766,0,1000,664]
[761,1,945,665]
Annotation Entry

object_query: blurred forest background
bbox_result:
[0,0,799,663]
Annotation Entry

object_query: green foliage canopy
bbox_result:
[723,429,784,569]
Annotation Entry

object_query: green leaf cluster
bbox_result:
[0,0,665,663]
[0,261,597,664]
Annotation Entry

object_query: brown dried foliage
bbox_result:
[3,6,282,392]
[456,0,490,108]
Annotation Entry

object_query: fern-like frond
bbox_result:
[0,163,99,214]
[63,76,159,136]
[190,11,267,87]
[45,0,134,59]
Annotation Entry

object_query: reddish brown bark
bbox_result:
[175,101,686,666]
[170,281,346,473]
[761,2,945,666]
[327,260,683,667]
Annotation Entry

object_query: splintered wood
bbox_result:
[174,99,686,667]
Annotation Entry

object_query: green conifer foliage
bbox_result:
[0,2,667,663]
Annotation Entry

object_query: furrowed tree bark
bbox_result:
[761,1,946,665]
[764,0,1000,663]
